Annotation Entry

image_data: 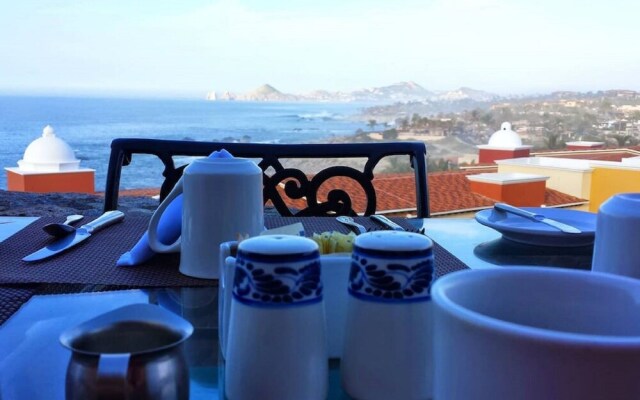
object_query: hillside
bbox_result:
[206,82,499,104]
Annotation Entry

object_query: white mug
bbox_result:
[225,235,328,400]
[592,193,640,278]
[341,231,434,400]
[432,267,640,400]
[148,157,263,279]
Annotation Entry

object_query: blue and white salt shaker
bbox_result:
[341,231,434,400]
[225,235,328,400]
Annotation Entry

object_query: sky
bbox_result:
[0,0,639,98]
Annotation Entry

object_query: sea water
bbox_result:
[0,96,367,190]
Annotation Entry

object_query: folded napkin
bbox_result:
[117,149,234,267]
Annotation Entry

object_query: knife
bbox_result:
[494,203,581,234]
[23,211,125,262]
[370,215,405,231]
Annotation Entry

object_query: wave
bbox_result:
[296,111,344,121]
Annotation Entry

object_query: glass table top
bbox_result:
[0,217,594,399]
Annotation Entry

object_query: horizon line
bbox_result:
[1,85,639,102]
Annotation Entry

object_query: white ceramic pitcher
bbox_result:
[148,157,263,279]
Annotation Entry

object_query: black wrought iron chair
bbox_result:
[104,139,429,217]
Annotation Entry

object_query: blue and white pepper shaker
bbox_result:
[341,230,434,400]
[225,235,328,400]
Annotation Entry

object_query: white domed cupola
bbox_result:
[477,121,533,164]
[488,122,522,148]
[17,125,81,172]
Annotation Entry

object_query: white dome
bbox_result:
[17,125,81,172]
[487,122,523,148]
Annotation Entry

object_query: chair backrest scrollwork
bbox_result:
[105,139,429,217]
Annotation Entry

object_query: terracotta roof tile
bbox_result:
[276,171,586,216]
[114,170,587,216]
[428,172,494,214]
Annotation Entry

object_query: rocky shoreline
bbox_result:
[0,189,286,217]
[0,190,158,217]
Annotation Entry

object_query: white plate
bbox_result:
[475,208,596,247]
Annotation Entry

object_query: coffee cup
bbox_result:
[432,267,640,400]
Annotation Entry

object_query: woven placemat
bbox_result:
[0,217,212,287]
[0,285,41,325]
[0,215,470,325]
[1,216,469,286]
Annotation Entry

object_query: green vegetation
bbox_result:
[357,92,640,173]
[382,128,398,140]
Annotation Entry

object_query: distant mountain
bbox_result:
[349,81,433,102]
[207,84,298,102]
[205,82,499,104]
[240,84,299,102]
[432,87,499,102]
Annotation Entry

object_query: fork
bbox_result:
[336,216,367,235]
[370,215,405,231]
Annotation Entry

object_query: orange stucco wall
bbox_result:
[590,167,640,212]
[7,170,95,194]
[469,181,546,206]
[478,148,531,164]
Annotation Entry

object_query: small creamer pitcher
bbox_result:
[60,304,193,400]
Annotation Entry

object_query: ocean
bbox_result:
[0,96,367,191]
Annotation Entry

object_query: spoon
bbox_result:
[336,216,367,235]
[42,214,84,238]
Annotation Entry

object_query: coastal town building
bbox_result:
[4,126,95,194]
[280,123,639,218]
[476,122,533,164]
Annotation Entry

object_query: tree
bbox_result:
[367,119,377,131]
[494,107,514,123]
[398,118,409,131]
[480,112,494,126]
[611,134,633,147]
[382,128,398,140]
[600,99,612,111]
[353,129,371,142]
[411,113,422,128]
[544,132,565,149]
[427,158,454,172]
[384,156,413,173]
